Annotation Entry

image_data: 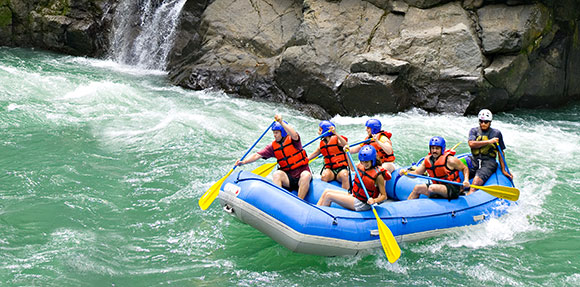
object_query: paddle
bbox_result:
[496,143,514,186]
[251,131,332,177]
[252,137,372,177]
[198,121,275,210]
[345,150,401,263]
[401,171,520,201]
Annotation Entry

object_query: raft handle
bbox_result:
[223,204,234,214]
[451,211,456,217]
[370,229,379,236]
[401,217,407,224]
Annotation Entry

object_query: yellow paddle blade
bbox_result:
[252,162,277,177]
[450,142,461,151]
[372,208,401,263]
[198,169,234,210]
[472,184,520,201]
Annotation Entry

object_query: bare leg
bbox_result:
[407,184,428,200]
[297,170,312,199]
[336,169,351,190]
[317,189,356,210]
[467,176,484,195]
[272,170,290,189]
[320,169,335,183]
[425,184,449,198]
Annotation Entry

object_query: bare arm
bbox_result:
[373,134,393,155]
[275,114,298,141]
[369,175,387,204]
[448,156,470,188]
[308,147,321,161]
[497,149,513,179]
[400,159,427,176]
[468,137,499,149]
[235,152,262,166]
[330,127,348,147]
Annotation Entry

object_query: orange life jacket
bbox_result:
[351,163,390,202]
[319,135,348,170]
[272,136,309,172]
[365,131,395,163]
[424,151,461,184]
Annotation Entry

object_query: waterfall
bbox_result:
[109,0,187,70]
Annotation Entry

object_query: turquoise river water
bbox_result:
[1,47,579,286]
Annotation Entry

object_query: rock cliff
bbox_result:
[1,0,579,118]
[167,0,580,118]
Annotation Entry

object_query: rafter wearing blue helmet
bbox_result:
[309,120,351,190]
[317,145,390,212]
[235,115,312,199]
[348,118,396,173]
[401,136,470,201]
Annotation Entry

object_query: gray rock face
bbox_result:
[0,0,113,56]
[477,4,550,54]
[4,0,579,118]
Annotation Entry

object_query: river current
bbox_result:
[1,47,579,286]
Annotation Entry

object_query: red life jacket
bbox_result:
[365,131,395,163]
[272,136,309,172]
[424,151,461,184]
[319,135,348,170]
[351,163,390,202]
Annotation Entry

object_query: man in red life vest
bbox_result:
[235,115,312,199]
[308,120,350,190]
[349,118,396,174]
[400,136,470,200]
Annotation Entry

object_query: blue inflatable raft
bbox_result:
[218,153,514,256]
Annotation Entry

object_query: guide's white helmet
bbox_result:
[478,109,493,121]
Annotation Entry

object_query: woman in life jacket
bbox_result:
[317,145,391,211]
[400,136,470,200]
[349,118,396,174]
[236,115,312,199]
[308,120,351,190]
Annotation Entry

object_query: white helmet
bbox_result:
[478,109,493,121]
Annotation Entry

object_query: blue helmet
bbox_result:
[365,119,382,134]
[319,120,335,135]
[358,145,377,166]
[429,136,446,151]
[272,121,288,138]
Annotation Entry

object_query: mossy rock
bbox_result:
[0,7,12,27]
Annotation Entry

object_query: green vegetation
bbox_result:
[0,7,11,27]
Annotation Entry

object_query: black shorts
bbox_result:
[284,171,313,191]
[321,166,349,177]
[469,155,498,183]
[426,182,463,200]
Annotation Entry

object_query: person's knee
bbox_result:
[321,170,333,182]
